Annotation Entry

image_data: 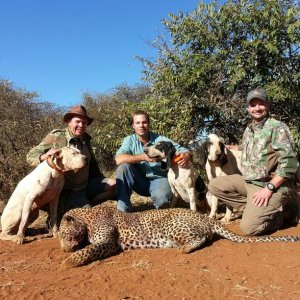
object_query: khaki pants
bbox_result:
[208,174,296,235]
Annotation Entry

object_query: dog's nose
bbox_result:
[144,148,148,154]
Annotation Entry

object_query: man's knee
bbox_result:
[239,219,259,235]
[239,213,282,236]
[117,200,133,212]
[116,163,132,178]
[151,187,172,209]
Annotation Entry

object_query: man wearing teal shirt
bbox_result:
[115,110,191,212]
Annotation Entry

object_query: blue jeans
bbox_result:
[116,163,172,212]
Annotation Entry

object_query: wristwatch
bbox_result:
[266,182,276,192]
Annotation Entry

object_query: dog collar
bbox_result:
[47,156,64,174]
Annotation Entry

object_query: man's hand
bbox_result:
[143,153,158,163]
[176,152,191,168]
[252,187,273,207]
[40,148,59,162]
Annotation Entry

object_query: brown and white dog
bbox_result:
[0,147,87,244]
[144,141,206,211]
[199,134,242,223]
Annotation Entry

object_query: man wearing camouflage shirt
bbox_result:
[208,88,299,235]
[27,105,116,217]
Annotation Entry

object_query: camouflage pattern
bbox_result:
[240,117,298,190]
[27,128,103,192]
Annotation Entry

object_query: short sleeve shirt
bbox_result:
[116,132,188,178]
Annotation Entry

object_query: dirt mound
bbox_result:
[1,200,300,299]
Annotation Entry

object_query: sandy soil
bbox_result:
[1,199,300,300]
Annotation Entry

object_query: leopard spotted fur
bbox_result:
[58,205,300,267]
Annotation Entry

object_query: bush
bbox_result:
[0,80,63,202]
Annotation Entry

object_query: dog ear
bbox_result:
[52,150,63,166]
[198,142,208,168]
[53,149,62,158]
[160,160,168,171]
[161,143,175,171]
[219,137,225,144]
[166,144,177,169]
[219,142,228,167]
[160,151,173,171]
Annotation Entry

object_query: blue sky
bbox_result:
[0,1,201,107]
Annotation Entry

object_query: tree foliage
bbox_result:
[83,84,151,170]
[138,0,300,147]
[2,0,300,201]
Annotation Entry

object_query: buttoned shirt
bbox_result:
[240,117,298,189]
[116,132,188,178]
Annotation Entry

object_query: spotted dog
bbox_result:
[199,134,242,223]
[144,141,206,211]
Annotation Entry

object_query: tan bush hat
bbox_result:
[63,105,94,125]
[246,88,269,103]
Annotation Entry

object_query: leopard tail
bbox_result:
[212,223,300,243]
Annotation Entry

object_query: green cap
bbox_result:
[246,88,269,103]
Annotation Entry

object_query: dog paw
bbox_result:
[14,234,25,245]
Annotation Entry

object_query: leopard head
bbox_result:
[59,214,89,252]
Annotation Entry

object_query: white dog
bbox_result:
[199,134,242,223]
[144,141,206,211]
[0,146,87,244]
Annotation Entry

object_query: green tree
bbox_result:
[83,84,151,170]
[139,0,300,147]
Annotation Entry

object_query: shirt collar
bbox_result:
[134,131,154,146]
[248,117,269,131]
[66,127,91,144]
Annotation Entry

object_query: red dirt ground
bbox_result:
[1,200,300,300]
